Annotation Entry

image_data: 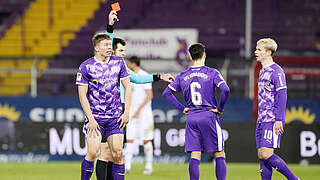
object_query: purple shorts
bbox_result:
[256,121,283,149]
[185,110,224,153]
[83,116,124,140]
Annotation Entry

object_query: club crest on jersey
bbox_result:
[77,73,82,81]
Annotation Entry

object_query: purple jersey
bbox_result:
[258,63,287,123]
[76,56,130,119]
[168,66,226,109]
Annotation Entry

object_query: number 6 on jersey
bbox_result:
[190,82,202,105]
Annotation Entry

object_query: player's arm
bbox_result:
[273,70,287,135]
[76,65,99,131]
[274,89,286,135]
[162,85,185,112]
[118,77,131,130]
[133,89,153,118]
[105,10,117,40]
[217,83,230,113]
[129,69,154,84]
[274,89,287,122]
[159,73,175,82]
[210,82,230,117]
[78,85,99,130]
[213,71,230,114]
[130,69,174,84]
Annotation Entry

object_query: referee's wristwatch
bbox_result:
[153,74,161,81]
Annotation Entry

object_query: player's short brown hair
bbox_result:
[189,43,206,60]
[92,32,111,47]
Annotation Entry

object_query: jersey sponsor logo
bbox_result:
[99,78,117,84]
[76,73,82,81]
[258,80,272,91]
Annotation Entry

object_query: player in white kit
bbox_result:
[125,56,154,175]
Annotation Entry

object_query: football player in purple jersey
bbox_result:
[255,38,300,180]
[76,31,131,180]
[162,43,230,180]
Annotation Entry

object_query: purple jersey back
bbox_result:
[258,63,287,123]
[168,66,225,109]
[76,56,130,119]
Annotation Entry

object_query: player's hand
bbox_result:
[87,128,101,148]
[108,10,118,25]
[274,121,284,135]
[183,107,189,114]
[88,119,100,131]
[117,111,129,130]
[210,109,222,117]
[160,73,175,83]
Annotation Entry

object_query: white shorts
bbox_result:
[126,113,154,141]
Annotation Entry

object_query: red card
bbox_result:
[111,2,121,11]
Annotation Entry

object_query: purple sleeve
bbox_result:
[119,59,130,79]
[76,64,89,85]
[217,82,230,112]
[272,70,287,91]
[213,70,226,88]
[162,87,185,112]
[167,75,181,92]
[274,88,287,122]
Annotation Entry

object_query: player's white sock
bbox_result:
[144,141,153,171]
[125,142,134,172]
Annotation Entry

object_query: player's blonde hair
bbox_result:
[257,38,278,56]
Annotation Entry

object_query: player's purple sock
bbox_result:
[215,157,227,180]
[81,159,94,180]
[266,154,297,180]
[112,163,125,180]
[260,159,272,180]
[189,158,200,180]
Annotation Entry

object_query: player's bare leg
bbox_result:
[125,139,134,173]
[143,140,153,175]
[258,147,274,160]
[96,142,114,180]
[258,147,298,180]
[86,129,102,160]
[214,150,227,180]
[189,151,201,180]
[108,134,125,180]
[81,129,102,180]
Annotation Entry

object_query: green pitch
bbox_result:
[0,162,318,180]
